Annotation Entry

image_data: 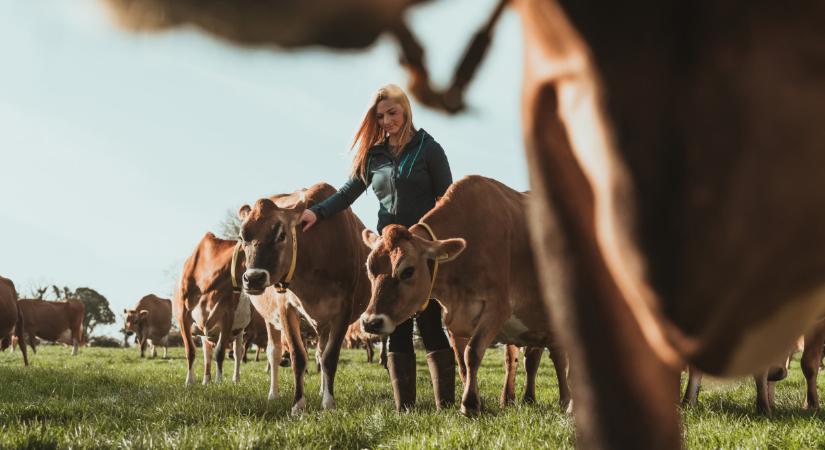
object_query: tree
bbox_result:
[217,208,242,240]
[73,287,116,338]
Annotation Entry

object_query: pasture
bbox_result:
[0,347,823,449]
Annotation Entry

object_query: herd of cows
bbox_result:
[4,0,824,447]
[3,175,824,423]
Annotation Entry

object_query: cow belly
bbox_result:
[55,329,72,344]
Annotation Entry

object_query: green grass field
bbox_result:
[0,346,823,449]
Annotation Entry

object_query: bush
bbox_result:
[88,336,123,348]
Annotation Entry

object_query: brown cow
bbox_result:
[124,294,173,358]
[344,319,380,364]
[176,232,253,385]
[18,299,84,356]
[0,276,28,366]
[360,176,569,415]
[243,305,269,363]
[239,183,371,413]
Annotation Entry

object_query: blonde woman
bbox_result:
[301,84,454,411]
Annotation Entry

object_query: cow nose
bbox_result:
[362,317,384,334]
[242,269,270,292]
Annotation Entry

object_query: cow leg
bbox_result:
[366,340,374,363]
[547,344,571,411]
[202,337,214,385]
[179,314,196,385]
[681,366,704,407]
[151,339,158,358]
[315,340,323,373]
[140,336,147,358]
[264,322,282,400]
[71,330,79,356]
[802,321,825,411]
[753,371,773,416]
[28,333,37,354]
[281,304,308,414]
[501,344,519,407]
[232,335,243,382]
[452,335,469,385]
[380,336,388,368]
[256,346,261,362]
[15,308,28,366]
[522,347,543,405]
[461,305,509,416]
[319,317,348,411]
[162,336,168,359]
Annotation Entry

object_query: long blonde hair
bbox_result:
[350,84,416,181]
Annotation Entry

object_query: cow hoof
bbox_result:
[565,400,574,415]
[291,398,307,416]
[322,395,336,410]
[522,394,536,405]
[233,375,240,383]
[460,393,482,417]
[202,379,210,385]
[268,391,278,401]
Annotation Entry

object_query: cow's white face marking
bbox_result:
[362,313,395,335]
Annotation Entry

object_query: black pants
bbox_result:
[387,300,451,354]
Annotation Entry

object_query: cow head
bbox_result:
[238,197,305,295]
[360,225,465,335]
[123,309,149,332]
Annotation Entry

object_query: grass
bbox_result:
[0,346,823,449]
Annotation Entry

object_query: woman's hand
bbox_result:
[300,209,317,231]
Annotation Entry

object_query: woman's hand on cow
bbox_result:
[301,209,317,231]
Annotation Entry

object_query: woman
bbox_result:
[301,84,455,411]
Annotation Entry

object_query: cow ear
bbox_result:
[424,238,466,263]
[139,310,149,318]
[238,204,251,220]
[362,229,381,249]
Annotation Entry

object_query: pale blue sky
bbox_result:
[0,0,526,335]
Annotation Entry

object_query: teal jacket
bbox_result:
[309,128,452,233]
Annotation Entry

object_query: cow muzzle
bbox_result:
[361,313,395,336]
[242,269,271,295]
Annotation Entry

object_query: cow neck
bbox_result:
[230,240,243,296]
[410,221,450,312]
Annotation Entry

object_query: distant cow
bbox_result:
[361,176,570,415]
[240,183,371,414]
[0,276,28,366]
[18,299,84,355]
[176,232,253,385]
[124,294,173,358]
[243,306,268,363]
[344,320,379,363]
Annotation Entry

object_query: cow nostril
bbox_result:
[364,317,384,333]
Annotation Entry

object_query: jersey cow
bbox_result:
[361,176,569,415]
[176,232,253,385]
[239,183,371,413]
[0,276,28,365]
[124,294,173,358]
[17,299,84,356]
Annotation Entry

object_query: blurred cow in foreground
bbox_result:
[0,276,28,366]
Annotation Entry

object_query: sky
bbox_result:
[0,0,527,336]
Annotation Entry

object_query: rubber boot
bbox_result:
[427,348,456,410]
[388,352,416,411]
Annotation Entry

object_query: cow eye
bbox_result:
[276,230,287,243]
[400,267,415,280]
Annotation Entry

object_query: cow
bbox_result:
[123,294,173,358]
[684,318,825,415]
[103,0,825,445]
[17,299,84,356]
[360,175,570,415]
[243,305,269,363]
[176,232,253,385]
[344,320,380,364]
[0,276,28,366]
[239,182,371,414]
